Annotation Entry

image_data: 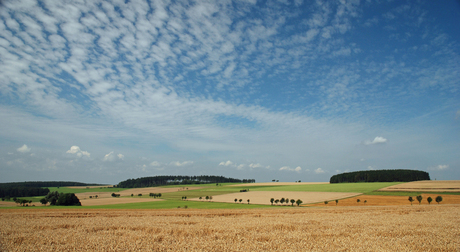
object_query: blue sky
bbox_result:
[0,0,459,184]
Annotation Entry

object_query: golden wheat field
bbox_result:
[1,205,459,251]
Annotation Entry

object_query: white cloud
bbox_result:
[150,161,161,167]
[103,151,123,161]
[219,160,234,166]
[279,166,302,172]
[315,168,325,174]
[367,166,376,170]
[365,136,388,145]
[249,163,262,168]
[432,164,449,170]
[237,164,245,170]
[17,144,31,153]
[66,146,90,158]
[170,161,194,167]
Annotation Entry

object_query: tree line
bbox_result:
[330,169,430,183]
[117,175,255,188]
[0,186,50,198]
[0,181,104,188]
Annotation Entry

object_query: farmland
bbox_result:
[1,205,459,251]
[1,180,460,251]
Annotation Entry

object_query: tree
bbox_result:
[45,191,60,205]
[427,197,433,204]
[357,199,361,204]
[239,199,242,203]
[270,198,274,205]
[364,200,367,204]
[280,198,285,204]
[296,199,303,206]
[40,198,48,206]
[408,196,414,205]
[275,199,279,204]
[205,196,209,200]
[435,196,443,204]
[335,199,338,206]
[247,199,250,204]
[324,201,328,205]
[199,196,202,200]
[56,193,81,206]
[235,198,238,203]
[285,198,289,205]
[416,195,423,205]
[290,199,295,206]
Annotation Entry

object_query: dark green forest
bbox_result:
[0,181,104,198]
[118,175,255,188]
[330,169,430,183]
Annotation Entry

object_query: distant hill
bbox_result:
[330,169,430,183]
[118,175,255,188]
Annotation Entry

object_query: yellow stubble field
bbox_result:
[1,205,459,251]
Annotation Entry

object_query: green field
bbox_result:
[3,182,458,209]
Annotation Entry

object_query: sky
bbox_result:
[0,0,459,184]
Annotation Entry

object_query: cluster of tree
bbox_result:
[149,193,162,198]
[111,193,121,197]
[408,195,443,205]
[198,196,213,201]
[330,169,430,183]
[0,181,104,188]
[0,186,49,198]
[117,175,255,188]
[40,191,81,206]
[270,198,303,206]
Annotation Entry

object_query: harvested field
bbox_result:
[76,187,198,199]
[308,193,460,207]
[230,182,328,186]
[79,197,164,206]
[379,180,460,192]
[1,205,459,251]
[191,191,361,205]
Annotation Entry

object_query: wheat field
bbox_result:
[1,205,459,251]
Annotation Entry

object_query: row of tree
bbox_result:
[0,186,50,198]
[0,181,103,188]
[270,198,303,206]
[117,175,255,188]
[408,195,443,205]
[330,169,430,183]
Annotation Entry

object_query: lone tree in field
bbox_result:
[296,199,303,206]
[324,201,328,205]
[427,197,433,204]
[357,199,361,204]
[335,199,338,206]
[364,200,367,204]
[408,196,414,205]
[290,199,295,206]
[270,198,274,205]
[416,195,423,205]
[435,196,443,204]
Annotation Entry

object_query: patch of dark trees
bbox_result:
[118,175,256,188]
[329,169,430,183]
[40,191,81,206]
[0,187,50,198]
[0,181,105,188]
